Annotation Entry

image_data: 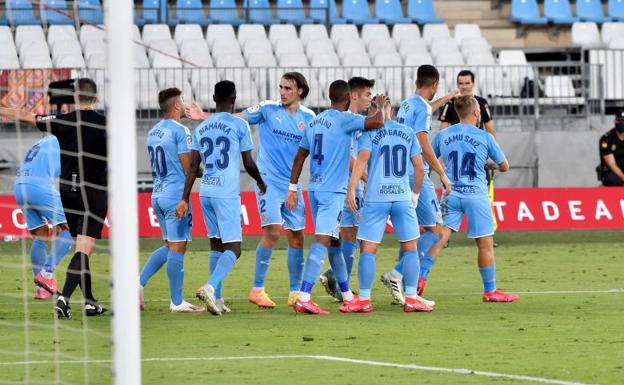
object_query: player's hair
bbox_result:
[214,80,237,103]
[454,95,478,119]
[348,77,375,93]
[457,70,475,82]
[76,78,98,104]
[158,87,182,113]
[416,65,440,88]
[328,80,350,103]
[282,72,309,100]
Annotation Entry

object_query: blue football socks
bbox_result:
[253,244,273,288]
[420,254,437,280]
[30,240,47,276]
[209,251,223,299]
[166,251,184,306]
[300,242,327,298]
[287,247,304,291]
[402,250,420,297]
[394,249,406,275]
[340,239,357,279]
[418,231,440,258]
[208,250,237,290]
[358,252,376,300]
[139,245,168,287]
[479,264,496,292]
[44,230,73,273]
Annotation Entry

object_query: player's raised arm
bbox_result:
[347,149,369,213]
[363,95,386,129]
[185,101,247,121]
[430,89,461,113]
[176,149,200,218]
[0,107,36,126]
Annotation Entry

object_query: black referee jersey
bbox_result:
[438,95,492,130]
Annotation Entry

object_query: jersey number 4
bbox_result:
[312,134,324,165]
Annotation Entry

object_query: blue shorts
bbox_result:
[357,200,420,243]
[152,196,192,242]
[309,191,344,238]
[341,194,362,227]
[441,194,494,238]
[200,196,242,243]
[14,183,66,230]
[255,181,305,231]
[416,177,441,227]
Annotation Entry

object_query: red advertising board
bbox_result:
[1,187,623,239]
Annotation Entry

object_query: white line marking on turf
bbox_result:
[0,355,595,385]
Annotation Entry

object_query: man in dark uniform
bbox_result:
[598,110,624,186]
[0,78,108,318]
[438,70,496,136]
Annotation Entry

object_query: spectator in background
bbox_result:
[438,70,496,136]
[598,110,624,187]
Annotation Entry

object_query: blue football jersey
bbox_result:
[15,135,60,189]
[432,123,506,198]
[193,112,254,198]
[358,120,421,202]
[299,109,365,193]
[244,100,316,186]
[397,94,432,174]
[147,119,192,200]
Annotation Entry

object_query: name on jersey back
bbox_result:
[371,128,413,146]
[444,134,481,149]
[199,122,232,135]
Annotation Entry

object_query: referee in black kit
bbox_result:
[36,78,108,319]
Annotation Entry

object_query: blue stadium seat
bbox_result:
[309,0,345,23]
[78,0,103,25]
[209,0,244,24]
[277,0,312,24]
[375,0,411,24]
[510,0,548,25]
[173,0,210,25]
[7,0,38,25]
[407,0,443,24]
[342,0,379,24]
[41,0,73,25]
[244,0,279,25]
[576,0,612,23]
[544,0,578,24]
[608,0,624,22]
[135,0,160,25]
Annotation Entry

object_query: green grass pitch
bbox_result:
[1,230,623,385]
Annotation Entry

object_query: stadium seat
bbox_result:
[576,0,612,23]
[498,49,534,96]
[174,24,203,46]
[134,46,151,68]
[361,24,391,45]
[392,24,421,44]
[310,0,345,24]
[278,53,309,67]
[571,22,604,48]
[398,39,428,60]
[209,0,244,24]
[21,54,53,69]
[246,53,277,67]
[404,51,433,67]
[15,25,45,51]
[86,52,106,68]
[77,0,103,24]
[601,22,624,44]
[305,38,335,59]
[147,40,179,63]
[300,24,329,45]
[269,24,297,45]
[510,0,548,25]
[407,0,443,24]
[0,28,20,69]
[172,0,209,26]
[276,0,312,24]
[7,0,39,25]
[207,24,237,48]
[342,52,372,66]
[50,39,82,57]
[310,52,340,67]
[135,69,160,109]
[80,24,106,47]
[609,0,624,21]
[543,0,578,24]
[375,0,411,24]
[609,39,624,48]
[454,24,481,44]
[331,24,360,44]
[243,39,274,60]
[466,51,495,65]
[342,0,379,24]
[237,24,266,46]
[430,37,460,61]
[460,37,491,57]
[136,0,160,25]
[54,55,86,68]
[435,51,464,66]
[142,24,172,46]
[274,40,305,60]
[244,0,279,25]
[48,25,77,45]
[422,23,450,46]
[337,39,367,59]
[212,39,243,56]
[179,39,210,58]
[84,40,106,61]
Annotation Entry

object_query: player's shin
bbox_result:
[45,230,73,273]
[209,251,223,298]
[417,231,440,278]
[166,251,185,306]
[299,242,327,301]
[328,246,352,301]
[30,240,47,277]
[341,239,357,278]
[287,247,304,292]
[139,245,168,287]
[208,250,237,289]
[358,252,376,300]
[253,244,273,289]
[401,250,420,298]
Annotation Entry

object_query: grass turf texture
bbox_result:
[0,230,623,385]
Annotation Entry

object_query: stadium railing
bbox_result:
[585,48,624,101]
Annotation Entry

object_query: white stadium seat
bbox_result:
[269,24,297,45]
[15,26,46,51]
[430,37,460,61]
[207,24,236,49]
[80,25,106,49]
[310,52,340,67]
[48,25,78,46]
[86,53,106,68]
[610,39,624,49]
[342,52,372,67]
[392,24,421,44]
[571,22,603,48]
[174,24,203,47]
[330,24,359,45]
[142,24,171,46]
[454,23,481,45]
[21,54,53,69]
[460,37,491,57]
[246,53,277,67]
[305,38,336,59]
[403,51,433,67]
[299,24,328,46]
[466,51,495,66]
[214,54,245,68]
[423,24,450,47]
[274,40,305,60]
[361,24,391,45]
[54,55,86,68]
[238,24,266,46]
[337,39,366,59]
[211,39,242,56]
[398,39,428,60]
[279,53,309,67]
[179,39,210,60]
[601,22,624,45]
[147,39,179,62]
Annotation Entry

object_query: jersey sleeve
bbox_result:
[243,101,270,125]
[431,132,441,158]
[487,133,506,164]
[299,124,312,150]
[599,134,613,157]
[410,130,422,158]
[412,106,429,134]
[341,112,366,133]
[238,120,254,152]
[357,131,372,153]
[176,126,192,154]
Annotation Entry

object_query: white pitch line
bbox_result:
[0,288,621,306]
[0,354,594,385]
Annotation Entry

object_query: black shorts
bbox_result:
[60,186,108,239]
